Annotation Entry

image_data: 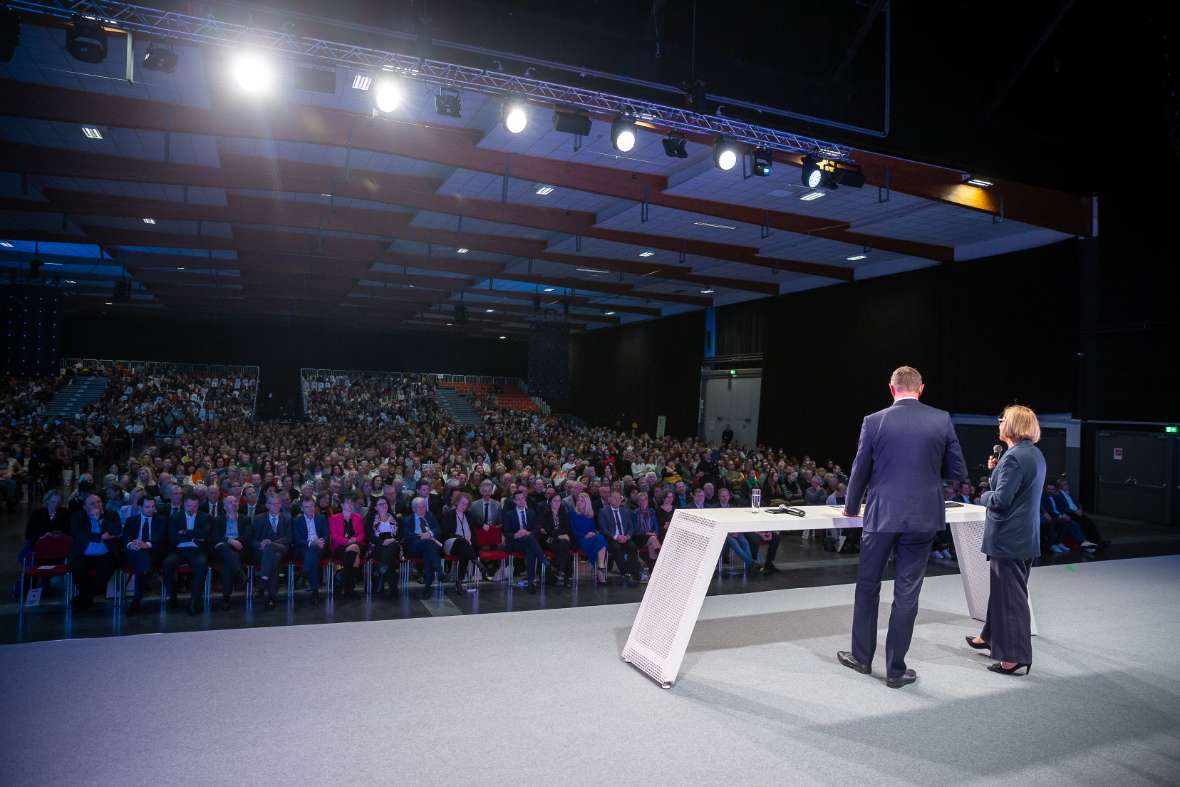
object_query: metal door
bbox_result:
[702,374,761,447]
[1094,431,1174,525]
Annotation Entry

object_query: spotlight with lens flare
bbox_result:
[611,115,637,153]
[503,100,528,134]
[373,78,402,113]
[713,137,739,171]
[231,51,276,95]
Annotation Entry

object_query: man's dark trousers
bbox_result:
[851,530,935,679]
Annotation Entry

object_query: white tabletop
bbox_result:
[668,503,987,533]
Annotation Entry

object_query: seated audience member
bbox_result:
[804,476,828,506]
[1051,478,1108,549]
[254,493,292,609]
[571,493,609,583]
[631,493,661,572]
[655,490,677,541]
[500,488,549,593]
[782,472,804,503]
[19,489,68,571]
[161,485,184,518]
[402,496,444,598]
[329,495,366,597]
[688,487,708,511]
[470,480,502,528]
[239,484,261,521]
[536,492,572,586]
[212,494,252,610]
[293,496,329,606]
[824,482,859,554]
[122,495,166,613]
[954,481,974,504]
[366,496,402,596]
[1040,485,1084,553]
[441,492,482,593]
[69,493,122,611]
[710,487,756,572]
[163,492,211,615]
[598,490,640,586]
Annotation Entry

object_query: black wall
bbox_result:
[569,310,703,437]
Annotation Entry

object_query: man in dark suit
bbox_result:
[500,488,549,593]
[163,492,211,615]
[253,493,292,609]
[292,496,329,606]
[69,493,122,611]
[469,480,502,529]
[212,494,253,610]
[598,490,640,586]
[1051,478,1107,548]
[838,366,967,689]
[122,494,166,613]
[401,495,443,598]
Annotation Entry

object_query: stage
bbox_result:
[2,556,1178,786]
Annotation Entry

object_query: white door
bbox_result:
[703,375,761,447]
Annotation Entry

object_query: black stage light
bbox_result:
[435,87,462,118]
[143,44,177,73]
[661,134,688,158]
[801,154,823,189]
[0,5,19,63]
[67,15,107,64]
[610,115,637,153]
[713,137,739,171]
[835,165,865,188]
[552,109,591,136]
[751,148,773,177]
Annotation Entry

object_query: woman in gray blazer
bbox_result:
[965,405,1045,675]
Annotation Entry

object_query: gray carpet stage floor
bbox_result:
[3,556,1179,786]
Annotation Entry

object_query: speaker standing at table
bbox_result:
[965,405,1044,675]
[837,366,967,689]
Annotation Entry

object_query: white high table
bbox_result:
[621,503,1016,688]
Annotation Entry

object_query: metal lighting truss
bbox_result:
[8,0,855,161]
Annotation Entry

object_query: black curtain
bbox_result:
[2,286,61,376]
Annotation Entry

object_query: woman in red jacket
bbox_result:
[329,494,367,596]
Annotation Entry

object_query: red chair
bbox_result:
[19,533,72,610]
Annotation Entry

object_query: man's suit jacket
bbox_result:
[69,509,123,561]
[500,505,539,538]
[399,510,440,543]
[1040,493,1067,519]
[212,515,255,556]
[1051,491,1080,516]
[252,512,292,550]
[167,510,212,551]
[292,514,329,550]
[239,502,261,522]
[122,511,167,560]
[844,398,967,533]
[469,498,502,528]
[597,505,636,539]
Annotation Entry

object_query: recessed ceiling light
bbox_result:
[576,267,608,274]
[692,221,737,230]
[604,311,616,315]
[352,74,372,91]
[456,248,469,254]
[446,322,454,326]
[0,241,13,248]
[82,126,103,139]
[43,262,62,266]
[967,178,993,188]
[485,308,495,313]
[534,185,555,196]
[320,192,332,197]
[104,301,113,305]
[499,335,507,340]
[65,279,77,284]
[176,266,186,271]
[846,254,867,261]
[700,288,715,294]
[799,191,825,201]
[543,287,556,292]
[638,251,655,257]
[142,217,156,224]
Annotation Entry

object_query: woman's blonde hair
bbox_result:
[1000,405,1041,444]
[575,492,594,518]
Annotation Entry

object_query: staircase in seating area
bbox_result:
[435,387,482,428]
[44,376,109,420]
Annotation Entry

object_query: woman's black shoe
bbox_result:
[965,636,990,651]
[988,661,1031,675]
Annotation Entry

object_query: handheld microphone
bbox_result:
[992,444,1004,460]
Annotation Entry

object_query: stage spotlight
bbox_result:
[231,51,276,95]
[801,155,823,189]
[662,134,688,158]
[67,15,107,64]
[835,165,865,188]
[0,6,20,64]
[503,100,528,134]
[611,116,637,153]
[434,86,461,117]
[552,109,592,136]
[143,44,177,73]
[713,137,739,171]
[751,148,773,177]
[373,78,402,113]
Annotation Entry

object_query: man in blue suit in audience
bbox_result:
[292,496,329,606]
[401,495,443,599]
[838,366,967,689]
[501,488,548,594]
[122,495,167,614]
[598,490,641,586]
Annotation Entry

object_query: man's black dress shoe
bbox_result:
[886,669,917,689]
[836,651,871,674]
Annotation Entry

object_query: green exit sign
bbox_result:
[1167,425,1178,434]
[729,369,737,376]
